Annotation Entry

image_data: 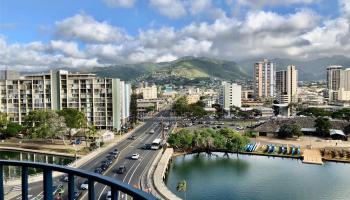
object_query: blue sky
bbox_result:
[0,0,349,70]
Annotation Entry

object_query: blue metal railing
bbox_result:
[0,160,156,200]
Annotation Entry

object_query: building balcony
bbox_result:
[0,160,155,200]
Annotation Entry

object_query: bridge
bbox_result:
[0,160,156,200]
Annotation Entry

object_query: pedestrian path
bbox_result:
[303,149,323,165]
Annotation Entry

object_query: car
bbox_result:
[100,164,108,171]
[149,129,155,134]
[217,126,222,129]
[131,153,140,160]
[94,167,103,174]
[80,180,89,190]
[73,191,82,200]
[107,154,117,159]
[102,160,112,166]
[141,143,151,150]
[62,175,69,182]
[71,138,81,145]
[129,135,136,140]
[164,127,169,130]
[106,190,112,200]
[116,165,126,174]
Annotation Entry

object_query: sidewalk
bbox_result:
[153,148,181,200]
[4,122,144,188]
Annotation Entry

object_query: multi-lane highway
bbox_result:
[9,110,173,200]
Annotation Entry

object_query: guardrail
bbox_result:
[0,160,156,200]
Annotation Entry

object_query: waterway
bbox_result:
[165,153,350,200]
[0,150,73,180]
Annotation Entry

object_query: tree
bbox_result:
[219,128,249,156]
[315,117,331,137]
[278,124,302,138]
[3,122,23,138]
[57,108,86,142]
[176,180,187,200]
[297,107,331,117]
[87,125,98,144]
[212,103,224,119]
[331,108,350,121]
[145,105,156,113]
[272,100,280,116]
[48,115,67,143]
[173,97,189,116]
[0,112,8,129]
[130,92,139,124]
[23,110,67,142]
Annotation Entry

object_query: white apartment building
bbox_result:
[218,82,242,109]
[120,81,132,125]
[276,65,298,104]
[253,59,275,99]
[0,70,130,130]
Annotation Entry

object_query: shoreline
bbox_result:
[172,149,350,164]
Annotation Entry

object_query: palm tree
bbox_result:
[176,180,187,200]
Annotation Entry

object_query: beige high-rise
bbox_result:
[327,65,342,101]
[326,65,350,102]
[253,59,275,99]
[276,65,298,104]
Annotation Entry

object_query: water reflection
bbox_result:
[166,153,350,200]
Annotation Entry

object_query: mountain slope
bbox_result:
[91,57,249,81]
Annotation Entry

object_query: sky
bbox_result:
[0,0,350,70]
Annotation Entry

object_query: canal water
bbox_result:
[0,150,73,180]
[165,153,350,200]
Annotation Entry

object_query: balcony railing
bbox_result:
[0,160,156,200]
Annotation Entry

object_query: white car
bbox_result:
[106,190,111,200]
[80,180,89,190]
[149,129,155,134]
[131,153,140,160]
[164,126,169,130]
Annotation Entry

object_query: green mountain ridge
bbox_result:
[87,55,350,81]
[91,57,249,81]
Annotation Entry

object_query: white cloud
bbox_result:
[49,40,85,58]
[0,36,102,70]
[103,0,136,8]
[2,2,350,70]
[149,0,187,19]
[55,13,129,43]
[339,0,350,17]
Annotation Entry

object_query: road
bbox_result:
[9,110,173,200]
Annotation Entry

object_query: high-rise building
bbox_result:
[0,70,130,130]
[253,59,275,99]
[339,68,350,101]
[218,82,241,109]
[141,85,157,100]
[276,65,298,104]
[327,66,350,102]
[327,65,342,101]
[120,81,131,125]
